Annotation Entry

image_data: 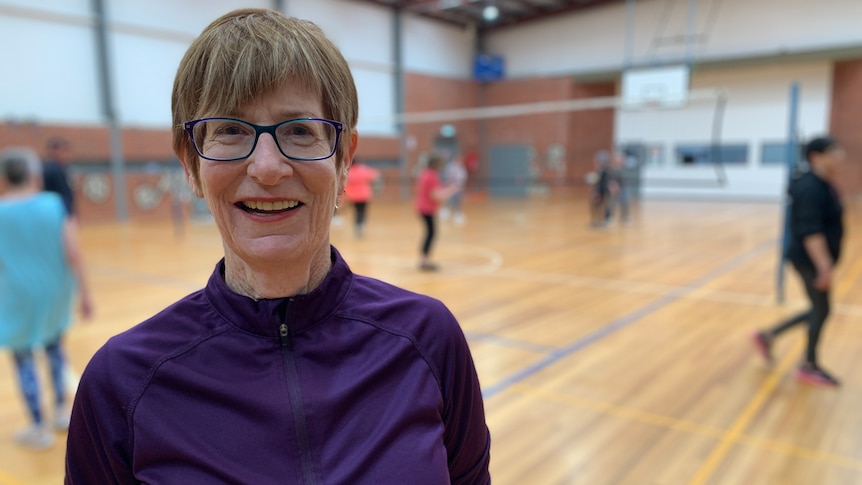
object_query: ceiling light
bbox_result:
[483,5,499,22]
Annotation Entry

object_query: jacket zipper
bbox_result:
[279,302,318,485]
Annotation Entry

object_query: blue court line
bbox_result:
[465,332,557,354]
[482,238,777,399]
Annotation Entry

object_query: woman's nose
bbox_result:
[247,134,294,185]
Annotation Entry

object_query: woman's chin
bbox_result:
[235,235,329,264]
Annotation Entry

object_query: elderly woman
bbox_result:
[65,8,491,484]
[0,148,92,450]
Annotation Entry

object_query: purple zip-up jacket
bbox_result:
[65,247,491,484]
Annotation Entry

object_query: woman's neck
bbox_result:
[223,248,332,300]
[1,185,36,199]
[811,164,831,181]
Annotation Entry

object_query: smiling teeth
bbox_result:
[244,200,299,211]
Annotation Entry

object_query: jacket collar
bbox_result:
[204,246,353,338]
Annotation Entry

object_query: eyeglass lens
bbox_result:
[193,119,337,161]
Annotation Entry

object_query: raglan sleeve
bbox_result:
[433,303,492,484]
[65,343,138,484]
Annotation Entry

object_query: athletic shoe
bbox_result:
[14,425,55,450]
[419,262,440,272]
[751,332,773,364]
[797,366,841,387]
[53,404,71,431]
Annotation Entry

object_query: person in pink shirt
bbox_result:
[344,158,380,238]
[415,153,457,271]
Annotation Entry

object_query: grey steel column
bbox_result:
[623,0,635,69]
[685,0,698,66]
[92,0,127,222]
[476,27,489,193]
[393,7,408,199]
[776,82,800,303]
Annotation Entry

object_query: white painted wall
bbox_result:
[0,0,473,135]
[0,5,100,124]
[487,0,862,78]
[483,0,849,200]
[288,0,395,135]
[291,0,475,134]
[618,61,832,200]
[402,15,475,79]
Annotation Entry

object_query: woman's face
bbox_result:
[182,82,354,270]
[812,145,845,179]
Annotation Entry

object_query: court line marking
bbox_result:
[349,244,505,275]
[490,266,862,318]
[511,377,862,473]
[687,338,805,485]
[737,434,862,472]
[89,242,862,318]
[482,239,777,399]
[512,383,726,439]
[464,332,556,353]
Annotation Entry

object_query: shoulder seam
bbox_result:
[335,312,444,394]
[125,323,235,452]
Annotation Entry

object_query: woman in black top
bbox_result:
[753,136,845,386]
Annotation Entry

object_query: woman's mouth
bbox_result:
[238,200,302,215]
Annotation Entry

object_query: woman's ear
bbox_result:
[179,154,203,198]
[339,131,359,193]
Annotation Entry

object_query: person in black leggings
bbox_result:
[753,136,845,386]
[415,154,456,271]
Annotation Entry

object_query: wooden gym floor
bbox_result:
[1,193,861,484]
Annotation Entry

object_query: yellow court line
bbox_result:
[512,383,727,439]
[510,358,862,474]
[494,265,862,318]
[512,377,862,475]
[687,338,804,485]
[737,435,862,472]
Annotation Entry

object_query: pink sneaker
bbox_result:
[797,366,840,387]
[751,332,773,364]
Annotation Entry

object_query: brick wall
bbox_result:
[403,72,480,177]
[569,81,616,190]
[0,72,618,221]
[402,73,615,195]
[830,59,862,197]
[0,123,183,224]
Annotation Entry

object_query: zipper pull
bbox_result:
[279,323,289,346]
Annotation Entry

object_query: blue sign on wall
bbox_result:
[474,54,505,83]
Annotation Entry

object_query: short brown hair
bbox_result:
[172,8,358,180]
[0,147,41,186]
[804,136,839,163]
[426,153,444,170]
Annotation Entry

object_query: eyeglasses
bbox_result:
[184,117,344,162]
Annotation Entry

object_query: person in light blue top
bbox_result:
[0,147,93,450]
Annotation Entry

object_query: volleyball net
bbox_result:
[377,86,730,199]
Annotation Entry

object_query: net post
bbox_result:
[776,82,800,304]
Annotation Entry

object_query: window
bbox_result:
[761,141,804,166]
[675,143,748,166]
[618,143,665,167]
